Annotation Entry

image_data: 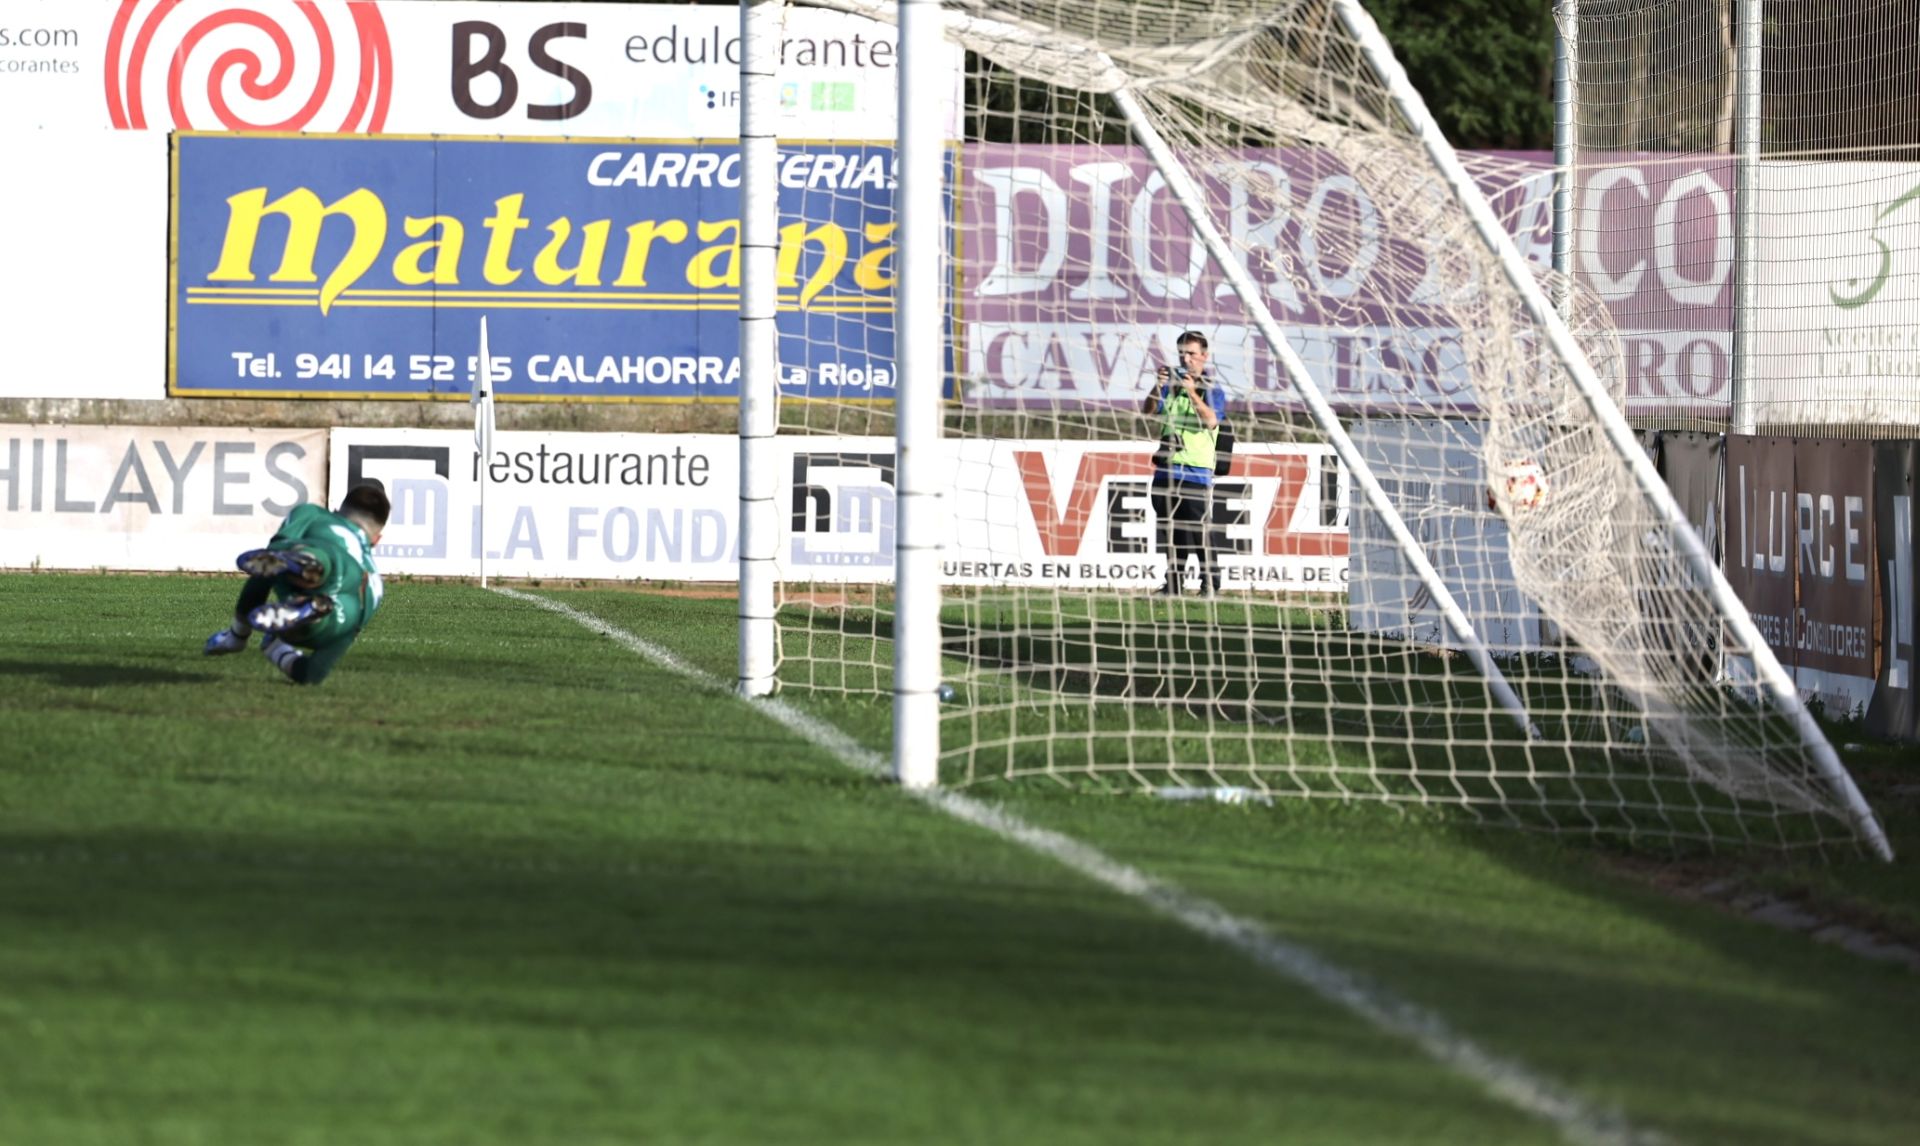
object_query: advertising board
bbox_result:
[0,424,328,570]
[1,0,948,403]
[1343,419,1539,653]
[172,134,900,401]
[1790,438,1878,714]
[1753,163,1920,427]
[330,428,741,581]
[955,146,1743,419]
[1724,434,1887,716]
[1868,442,1917,740]
[946,440,1350,592]
[6,0,945,139]
[327,429,1352,590]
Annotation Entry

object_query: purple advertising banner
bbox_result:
[1581,156,1734,415]
[955,143,1481,411]
[955,145,1734,417]
[1574,156,1732,331]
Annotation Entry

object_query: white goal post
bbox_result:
[743,0,1893,859]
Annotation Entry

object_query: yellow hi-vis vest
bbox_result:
[1161,388,1217,474]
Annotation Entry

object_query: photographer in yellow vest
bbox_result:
[1140,330,1227,596]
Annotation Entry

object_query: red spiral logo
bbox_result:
[104,0,391,132]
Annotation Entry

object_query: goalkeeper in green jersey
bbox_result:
[203,483,391,685]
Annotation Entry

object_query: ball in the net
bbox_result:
[1488,458,1549,514]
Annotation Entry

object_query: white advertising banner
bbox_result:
[782,437,1353,591]
[330,429,742,581]
[946,439,1351,591]
[1754,162,1920,427]
[3,0,948,138]
[1345,419,1539,653]
[325,429,1355,590]
[0,129,168,400]
[0,424,328,570]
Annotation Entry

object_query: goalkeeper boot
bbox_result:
[248,594,333,635]
[237,547,323,587]
[261,636,307,682]
[203,625,250,655]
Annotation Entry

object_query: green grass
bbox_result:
[777,590,1859,853]
[1,573,1917,1146]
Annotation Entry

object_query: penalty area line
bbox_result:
[492,586,1662,1146]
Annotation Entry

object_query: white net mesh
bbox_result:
[1567,0,1920,435]
[769,0,1887,854]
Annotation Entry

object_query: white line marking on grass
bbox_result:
[495,587,1663,1146]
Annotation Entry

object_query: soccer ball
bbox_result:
[1488,458,1549,514]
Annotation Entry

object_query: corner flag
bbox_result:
[474,317,498,586]
[474,316,497,458]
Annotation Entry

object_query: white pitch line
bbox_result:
[493,586,1663,1146]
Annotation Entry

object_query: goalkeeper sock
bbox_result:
[262,637,306,682]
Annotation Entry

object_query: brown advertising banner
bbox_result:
[1868,441,1918,741]
[1793,440,1877,716]
[1724,436,1799,675]
[1655,431,1725,667]
[1660,432,1723,561]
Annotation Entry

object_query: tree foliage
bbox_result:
[1360,0,1557,150]
[582,0,1559,150]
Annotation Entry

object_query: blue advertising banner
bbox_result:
[170,133,900,401]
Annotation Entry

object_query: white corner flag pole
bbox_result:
[474,316,497,588]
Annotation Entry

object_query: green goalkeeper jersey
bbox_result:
[265,504,385,678]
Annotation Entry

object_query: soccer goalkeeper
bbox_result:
[202,483,391,685]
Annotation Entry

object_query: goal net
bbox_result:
[762,0,1890,856]
[1566,0,1920,435]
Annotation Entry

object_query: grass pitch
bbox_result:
[1,573,1916,1146]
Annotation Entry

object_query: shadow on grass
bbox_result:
[0,657,218,688]
[786,599,1504,735]
[779,599,1858,854]
[0,823,1490,1136]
